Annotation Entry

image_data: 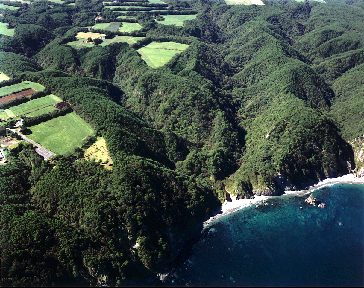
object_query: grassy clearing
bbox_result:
[0,95,62,121]
[116,15,137,21]
[105,5,147,10]
[76,31,106,40]
[119,22,142,33]
[148,0,165,3]
[47,0,65,3]
[68,35,145,48]
[0,3,19,10]
[93,22,121,32]
[225,0,264,5]
[0,22,14,37]
[84,137,113,170]
[28,112,95,155]
[0,81,45,97]
[0,72,10,82]
[157,14,197,27]
[137,41,189,68]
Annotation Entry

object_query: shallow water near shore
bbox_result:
[167,183,364,287]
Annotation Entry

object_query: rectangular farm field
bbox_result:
[0,81,45,97]
[0,95,62,120]
[28,112,95,155]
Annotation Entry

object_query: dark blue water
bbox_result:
[168,184,364,287]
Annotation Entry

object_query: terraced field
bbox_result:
[0,81,45,97]
[0,22,15,37]
[68,35,145,48]
[92,22,142,33]
[119,22,142,33]
[93,22,121,32]
[0,95,62,120]
[225,0,265,5]
[137,41,189,68]
[157,14,197,27]
[28,112,95,155]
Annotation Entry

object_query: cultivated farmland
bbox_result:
[225,0,265,5]
[137,41,189,68]
[0,22,14,37]
[67,35,145,48]
[76,31,106,40]
[0,81,45,97]
[28,112,95,155]
[93,22,121,32]
[156,14,197,27]
[0,95,62,120]
[119,22,142,33]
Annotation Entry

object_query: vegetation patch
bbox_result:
[0,95,62,121]
[28,112,95,155]
[119,22,142,33]
[92,22,121,32]
[0,3,19,10]
[148,0,165,3]
[0,81,45,97]
[137,41,189,68]
[156,14,197,27]
[68,35,144,48]
[0,72,10,82]
[84,137,113,170]
[0,22,14,37]
[76,31,106,40]
[224,0,264,5]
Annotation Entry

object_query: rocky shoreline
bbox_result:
[204,173,364,228]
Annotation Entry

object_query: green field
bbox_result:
[105,5,147,10]
[157,14,197,27]
[148,0,165,3]
[137,41,189,68]
[47,0,65,3]
[119,22,142,33]
[67,35,144,48]
[0,3,19,10]
[0,95,62,120]
[116,15,137,21]
[92,22,121,32]
[224,0,264,4]
[0,72,10,82]
[0,22,15,37]
[0,81,45,97]
[28,112,95,155]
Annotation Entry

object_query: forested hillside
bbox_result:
[0,0,363,286]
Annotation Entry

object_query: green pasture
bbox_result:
[67,35,144,48]
[119,22,142,32]
[92,22,121,32]
[148,0,165,3]
[0,22,15,37]
[28,112,95,155]
[0,81,45,97]
[157,14,197,27]
[137,41,189,68]
[0,95,62,120]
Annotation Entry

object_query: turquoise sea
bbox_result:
[167,184,364,287]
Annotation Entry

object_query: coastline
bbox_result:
[204,173,364,228]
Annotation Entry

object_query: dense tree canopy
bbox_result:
[1,0,363,286]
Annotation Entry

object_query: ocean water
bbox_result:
[168,184,364,287]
